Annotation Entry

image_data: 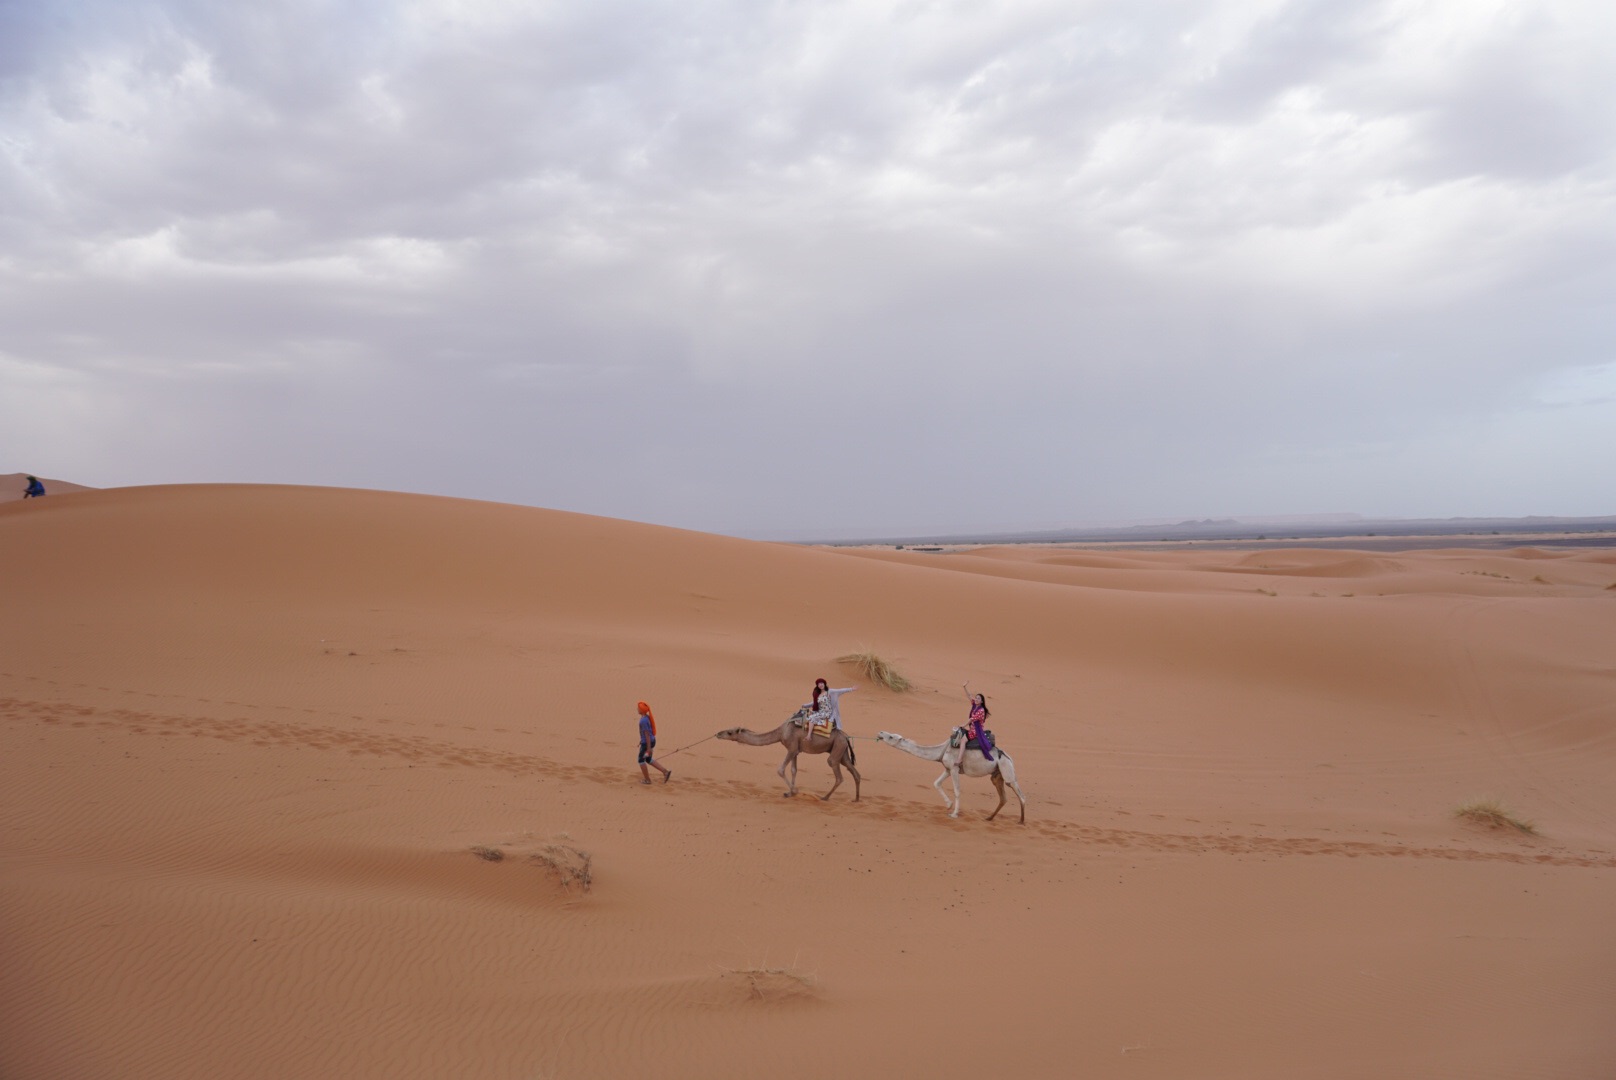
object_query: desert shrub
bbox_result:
[723,966,818,1003]
[1455,799,1537,835]
[836,648,911,692]
[530,843,593,891]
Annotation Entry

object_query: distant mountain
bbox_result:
[820,513,1616,548]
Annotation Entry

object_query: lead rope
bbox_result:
[662,729,882,758]
[656,732,717,759]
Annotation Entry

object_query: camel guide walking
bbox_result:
[637,701,671,784]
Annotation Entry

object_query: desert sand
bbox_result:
[3,483,1614,1079]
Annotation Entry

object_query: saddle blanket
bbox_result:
[953,729,995,751]
[806,720,835,739]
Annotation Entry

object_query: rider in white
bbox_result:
[802,678,855,731]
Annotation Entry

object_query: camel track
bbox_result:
[4,682,1612,871]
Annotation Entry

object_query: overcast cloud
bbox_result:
[3,0,1614,538]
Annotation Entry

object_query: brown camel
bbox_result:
[716,709,862,801]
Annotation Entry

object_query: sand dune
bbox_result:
[3,484,1615,1079]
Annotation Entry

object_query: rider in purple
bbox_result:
[962,682,994,761]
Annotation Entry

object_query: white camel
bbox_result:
[876,730,1027,823]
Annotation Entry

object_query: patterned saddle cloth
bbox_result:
[805,720,835,739]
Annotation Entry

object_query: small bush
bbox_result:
[1455,799,1537,835]
[724,966,818,1003]
[469,845,505,862]
[530,843,593,891]
[836,648,911,692]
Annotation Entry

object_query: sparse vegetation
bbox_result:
[1256,588,1278,597]
[724,966,818,1003]
[530,843,593,891]
[836,647,911,691]
[1455,799,1537,835]
[469,845,504,862]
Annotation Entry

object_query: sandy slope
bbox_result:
[2,484,1614,1079]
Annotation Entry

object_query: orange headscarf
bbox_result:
[637,701,655,736]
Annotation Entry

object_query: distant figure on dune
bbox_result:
[637,701,671,784]
[23,475,45,499]
[960,681,994,761]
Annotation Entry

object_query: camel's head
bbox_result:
[875,731,902,747]
[715,728,741,741]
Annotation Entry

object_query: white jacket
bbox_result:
[802,686,856,729]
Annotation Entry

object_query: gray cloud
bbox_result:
[3,0,1614,538]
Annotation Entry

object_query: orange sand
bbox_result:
[3,484,1614,1079]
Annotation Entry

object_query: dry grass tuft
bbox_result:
[1455,799,1537,835]
[724,966,819,1003]
[836,647,911,692]
[469,845,505,862]
[530,843,593,891]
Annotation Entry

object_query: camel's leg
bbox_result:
[997,753,1027,824]
[987,770,1007,821]
[779,750,798,796]
[821,759,842,801]
[933,760,962,818]
[846,754,862,802]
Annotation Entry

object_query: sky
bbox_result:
[3,0,1614,540]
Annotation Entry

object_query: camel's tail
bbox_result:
[848,740,857,767]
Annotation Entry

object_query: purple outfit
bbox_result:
[966,702,994,761]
